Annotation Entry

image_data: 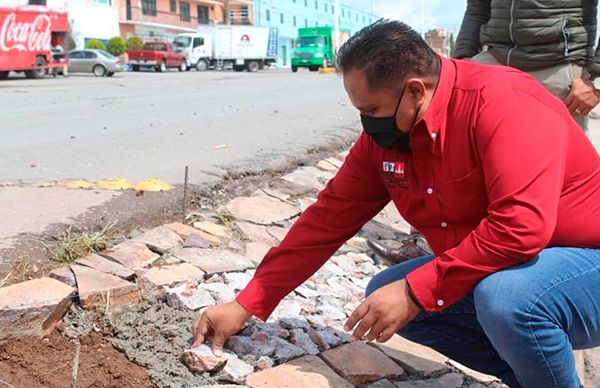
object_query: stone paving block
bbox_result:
[281,167,325,192]
[325,157,343,168]
[223,271,254,292]
[307,328,342,350]
[271,336,306,363]
[220,356,255,384]
[164,222,222,245]
[575,350,586,386]
[365,379,399,388]
[136,263,204,292]
[246,355,354,388]
[299,197,317,213]
[319,341,404,386]
[75,253,135,279]
[226,334,277,358]
[257,187,291,202]
[289,328,320,355]
[373,335,450,377]
[225,196,299,225]
[166,282,215,310]
[240,322,289,339]
[448,360,499,383]
[101,240,160,270]
[173,248,254,275]
[181,344,232,372]
[0,277,75,340]
[193,221,234,239]
[317,159,339,172]
[394,373,464,388]
[183,233,211,248]
[266,226,289,242]
[361,221,398,240]
[199,282,236,304]
[48,266,77,287]
[236,222,278,245]
[71,265,140,310]
[245,242,271,264]
[132,225,183,254]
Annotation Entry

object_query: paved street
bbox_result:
[0,69,360,250]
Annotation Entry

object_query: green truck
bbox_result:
[291,27,350,72]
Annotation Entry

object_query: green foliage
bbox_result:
[126,36,144,51]
[85,39,106,50]
[106,36,127,56]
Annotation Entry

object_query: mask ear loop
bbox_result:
[393,84,406,119]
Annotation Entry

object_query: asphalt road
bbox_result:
[0,68,361,251]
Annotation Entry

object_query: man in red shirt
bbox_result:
[192,20,600,387]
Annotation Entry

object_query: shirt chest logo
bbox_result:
[382,161,409,187]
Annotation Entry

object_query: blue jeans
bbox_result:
[365,247,600,388]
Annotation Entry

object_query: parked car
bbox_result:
[128,42,187,72]
[68,49,126,77]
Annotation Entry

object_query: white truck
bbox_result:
[174,26,278,72]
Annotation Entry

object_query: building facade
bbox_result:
[425,28,452,57]
[252,0,375,67]
[118,0,253,43]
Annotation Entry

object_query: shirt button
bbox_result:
[437,299,445,307]
[441,222,448,228]
[426,188,433,195]
[431,132,437,139]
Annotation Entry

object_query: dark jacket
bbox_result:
[453,0,600,75]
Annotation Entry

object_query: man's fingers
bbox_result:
[211,331,226,357]
[365,319,387,342]
[344,301,369,331]
[377,328,397,343]
[192,316,210,348]
[352,311,377,341]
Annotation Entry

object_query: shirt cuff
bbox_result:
[235,278,277,322]
[406,259,452,313]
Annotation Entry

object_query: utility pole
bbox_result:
[420,0,425,38]
[334,0,339,49]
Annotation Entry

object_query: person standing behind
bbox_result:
[453,0,600,132]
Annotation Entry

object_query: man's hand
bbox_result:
[344,279,421,343]
[565,78,600,116]
[192,301,253,356]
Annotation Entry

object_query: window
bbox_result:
[314,0,317,9]
[305,18,308,28]
[266,9,270,21]
[331,5,333,14]
[169,0,176,13]
[341,8,344,17]
[141,0,156,16]
[280,12,284,24]
[315,21,318,27]
[324,3,327,12]
[356,13,358,21]
[69,51,83,59]
[197,5,209,24]
[363,15,365,23]
[293,15,296,26]
[180,1,190,21]
[348,11,351,19]
[304,0,307,6]
[83,51,97,59]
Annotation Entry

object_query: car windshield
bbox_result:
[97,50,116,59]
[174,36,191,48]
[298,36,325,47]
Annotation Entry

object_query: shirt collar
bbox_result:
[417,56,456,142]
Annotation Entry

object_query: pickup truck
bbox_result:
[128,42,187,72]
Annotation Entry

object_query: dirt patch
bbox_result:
[0,331,154,388]
[110,301,217,388]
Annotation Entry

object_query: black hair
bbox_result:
[336,19,440,90]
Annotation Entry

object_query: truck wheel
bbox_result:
[309,66,319,72]
[132,65,140,72]
[25,57,47,79]
[93,64,107,77]
[156,60,167,73]
[233,65,245,72]
[0,71,8,80]
[291,66,298,73]
[179,61,187,72]
[196,59,208,72]
[246,61,260,72]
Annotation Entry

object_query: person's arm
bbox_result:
[453,0,491,59]
[236,134,391,321]
[407,91,568,312]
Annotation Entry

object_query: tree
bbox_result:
[126,36,144,51]
[85,39,106,50]
[106,36,127,56]
[449,33,456,57]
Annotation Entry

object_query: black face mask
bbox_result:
[360,85,421,150]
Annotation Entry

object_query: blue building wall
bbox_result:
[253,0,377,67]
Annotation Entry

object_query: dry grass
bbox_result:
[44,221,119,264]
[0,271,12,288]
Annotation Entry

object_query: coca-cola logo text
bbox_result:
[0,12,52,52]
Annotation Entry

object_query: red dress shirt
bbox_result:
[237,56,600,320]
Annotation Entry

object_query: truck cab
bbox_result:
[291,27,349,73]
[173,33,212,71]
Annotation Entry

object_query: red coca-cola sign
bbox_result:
[0,12,51,52]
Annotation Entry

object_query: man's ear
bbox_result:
[406,78,427,104]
